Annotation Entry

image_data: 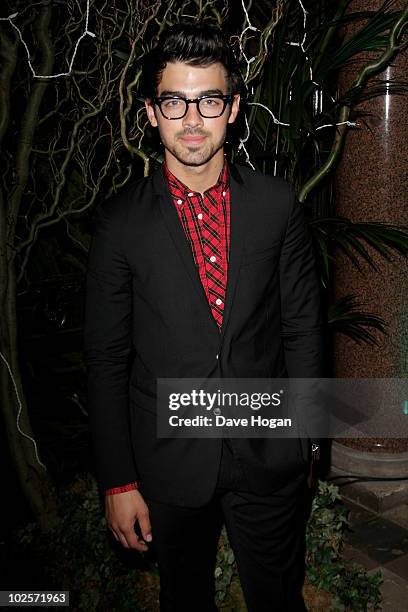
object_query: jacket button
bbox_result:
[213,407,221,416]
[216,354,219,359]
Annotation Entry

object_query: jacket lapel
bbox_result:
[154,169,218,328]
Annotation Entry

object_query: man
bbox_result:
[84,21,323,612]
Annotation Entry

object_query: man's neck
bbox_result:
[165,152,225,194]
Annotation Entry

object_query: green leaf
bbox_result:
[328,295,385,344]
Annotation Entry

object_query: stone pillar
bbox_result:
[334,0,408,453]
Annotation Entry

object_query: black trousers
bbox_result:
[145,440,310,612]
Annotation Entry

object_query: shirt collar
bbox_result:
[163,159,229,201]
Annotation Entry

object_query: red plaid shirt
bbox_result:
[105,161,231,496]
[164,160,230,329]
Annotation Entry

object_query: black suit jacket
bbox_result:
[84,164,324,506]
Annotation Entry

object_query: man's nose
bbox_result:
[182,102,204,128]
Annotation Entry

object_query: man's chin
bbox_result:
[166,141,227,167]
[171,149,214,167]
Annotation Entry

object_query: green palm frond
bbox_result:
[315,4,402,79]
[328,295,385,345]
[310,217,408,272]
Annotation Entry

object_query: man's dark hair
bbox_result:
[140,22,245,100]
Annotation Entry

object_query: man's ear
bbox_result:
[227,94,240,125]
[145,100,158,127]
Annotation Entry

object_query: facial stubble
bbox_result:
[160,125,228,168]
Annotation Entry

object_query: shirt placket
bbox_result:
[202,190,225,327]
[186,191,208,294]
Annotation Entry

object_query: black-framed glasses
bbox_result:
[153,95,233,120]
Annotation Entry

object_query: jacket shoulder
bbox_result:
[233,164,293,198]
[233,164,295,222]
[97,172,155,221]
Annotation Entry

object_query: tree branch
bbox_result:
[8,4,55,242]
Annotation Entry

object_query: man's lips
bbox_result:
[179,134,206,144]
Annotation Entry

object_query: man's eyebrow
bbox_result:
[157,89,225,97]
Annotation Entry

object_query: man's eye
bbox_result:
[163,99,184,107]
[202,98,221,107]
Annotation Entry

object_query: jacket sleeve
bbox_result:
[279,188,326,452]
[279,188,325,378]
[84,197,139,491]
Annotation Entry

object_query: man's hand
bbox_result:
[105,488,152,551]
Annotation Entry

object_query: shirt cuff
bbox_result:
[104,482,138,495]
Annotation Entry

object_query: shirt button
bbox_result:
[215,298,222,306]
[177,199,183,205]
[210,255,217,263]
[213,407,221,416]
[197,213,203,220]
[222,191,226,197]
[187,192,194,197]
